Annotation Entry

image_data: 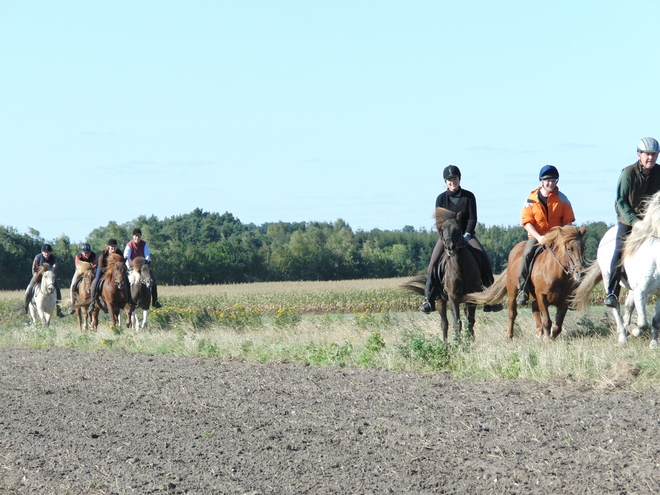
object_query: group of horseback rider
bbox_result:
[24,228,162,317]
[419,136,660,313]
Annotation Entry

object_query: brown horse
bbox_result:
[94,253,132,329]
[403,208,483,340]
[70,261,97,331]
[129,256,153,329]
[464,225,587,341]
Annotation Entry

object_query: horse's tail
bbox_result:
[570,262,603,313]
[401,275,426,297]
[463,269,508,306]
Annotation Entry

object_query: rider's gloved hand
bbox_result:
[463,233,471,242]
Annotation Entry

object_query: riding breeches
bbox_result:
[517,237,539,292]
[607,222,632,296]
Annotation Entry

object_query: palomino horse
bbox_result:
[129,256,153,329]
[94,253,132,329]
[465,225,587,341]
[70,261,97,331]
[573,191,660,347]
[403,208,483,341]
[28,265,57,326]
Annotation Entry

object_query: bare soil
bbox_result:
[1,348,658,494]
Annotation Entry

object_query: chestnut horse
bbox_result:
[94,253,132,328]
[403,208,482,341]
[70,261,97,331]
[465,225,587,341]
[129,256,153,329]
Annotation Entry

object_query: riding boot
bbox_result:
[151,278,162,308]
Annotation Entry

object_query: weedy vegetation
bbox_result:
[0,277,658,388]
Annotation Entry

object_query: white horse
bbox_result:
[29,269,57,326]
[573,191,660,346]
[620,191,660,348]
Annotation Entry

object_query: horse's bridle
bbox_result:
[443,233,466,257]
[547,238,585,280]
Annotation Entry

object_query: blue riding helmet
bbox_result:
[539,165,559,180]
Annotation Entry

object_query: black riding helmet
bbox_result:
[443,165,461,180]
[80,243,92,253]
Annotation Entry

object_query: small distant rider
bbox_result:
[515,165,575,306]
[88,238,127,312]
[24,243,65,318]
[123,228,162,308]
[68,243,98,312]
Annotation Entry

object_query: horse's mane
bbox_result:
[434,208,457,231]
[542,225,581,257]
[103,253,125,281]
[133,256,147,272]
[623,190,660,260]
[36,263,52,277]
[77,261,93,272]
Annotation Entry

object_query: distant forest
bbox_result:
[0,208,611,290]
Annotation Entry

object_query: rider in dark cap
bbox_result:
[419,165,500,314]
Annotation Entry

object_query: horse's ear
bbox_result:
[579,226,586,236]
[456,212,462,222]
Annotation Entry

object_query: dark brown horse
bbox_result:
[129,256,153,329]
[94,253,132,329]
[70,261,97,331]
[464,225,587,341]
[404,208,483,340]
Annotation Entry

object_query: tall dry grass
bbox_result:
[1,277,658,388]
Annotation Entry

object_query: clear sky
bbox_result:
[1,1,657,243]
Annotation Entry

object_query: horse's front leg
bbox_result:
[449,297,462,338]
[550,304,569,340]
[633,289,649,337]
[622,292,637,337]
[107,302,117,327]
[464,303,476,339]
[649,299,660,348]
[436,300,449,341]
[533,297,552,342]
[507,289,518,340]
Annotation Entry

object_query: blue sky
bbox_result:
[1,1,657,243]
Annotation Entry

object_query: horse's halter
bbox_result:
[442,221,466,258]
[547,235,585,281]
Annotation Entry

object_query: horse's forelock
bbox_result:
[434,208,456,230]
[544,225,583,257]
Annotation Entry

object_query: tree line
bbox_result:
[0,208,611,290]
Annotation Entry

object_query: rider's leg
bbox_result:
[55,280,65,317]
[420,238,444,313]
[89,267,101,312]
[605,222,632,307]
[68,271,81,314]
[151,273,161,308]
[516,237,538,305]
[24,274,38,314]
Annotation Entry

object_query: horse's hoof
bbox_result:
[631,327,642,338]
[618,335,628,345]
[651,340,658,349]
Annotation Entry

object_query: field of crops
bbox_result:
[0,276,657,387]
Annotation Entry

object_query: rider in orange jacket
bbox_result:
[516,165,575,305]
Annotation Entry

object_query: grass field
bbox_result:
[1,277,657,388]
